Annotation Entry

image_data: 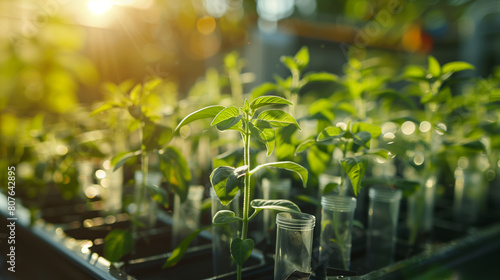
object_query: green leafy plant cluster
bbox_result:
[91,77,191,262]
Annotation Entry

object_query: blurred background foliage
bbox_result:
[1,0,499,187]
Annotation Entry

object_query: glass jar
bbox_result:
[365,187,402,270]
[274,212,315,280]
[319,195,357,271]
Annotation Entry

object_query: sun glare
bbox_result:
[88,0,113,15]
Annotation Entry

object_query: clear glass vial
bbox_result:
[211,187,241,276]
[274,212,315,280]
[365,187,402,270]
[319,195,357,271]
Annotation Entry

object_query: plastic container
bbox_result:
[131,171,162,228]
[454,154,489,225]
[274,212,315,280]
[365,187,402,270]
[172,185,205,247]
[211,187,241,276]
[319,195,357,271]
[262,178,292,245]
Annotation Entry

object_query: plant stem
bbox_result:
[332,211,349,270]
[290,70,300,116]
[133,124,148,254]
[229,68,243,106]
[237,117,252,280]
[340,143,348,195]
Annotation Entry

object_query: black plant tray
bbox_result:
[2,189,500,280]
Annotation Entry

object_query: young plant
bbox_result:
[91,78,191,262]
[296,121,384,196]
[250,46,338,161]
[174,95,308,279]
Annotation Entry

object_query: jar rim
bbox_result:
[276,212,315,230]
[321,195,357,212]
[368,187,402,202]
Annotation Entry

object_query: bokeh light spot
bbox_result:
[95,169,106,179]
[458,156,469,169]
[401,121,416,135]
[88,0,113,15]
[414,154,424,166]
[197,16,216,35]
[419,121,431,132]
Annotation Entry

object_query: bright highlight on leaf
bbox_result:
[250,199,301,213]
[250,161,308,188]
[175,105,225,132]
[213,210,242,224]
[249,96,293,110]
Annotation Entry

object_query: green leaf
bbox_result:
[376,89,419,111]
[307,145,331,175]
[213,148,245,169]
[352,131,372,148]
[302,72,338,85]
[309,99,335,122]
[211,106,242,131]
[175,105,225,132]
[402,65,427,80]
[295,139,317,155]
[461,140,486,152]
[142,121,173,151]
[127,104,144,120]
[422,85,452,104]
[365,148,390,159]
[163,225,212,268]
[294,46,309,71]
[249,120,275,156]
[213,210,242,224]
[111,150,142,171]
[317,126,345,142]
[143,77,162,91]
[351,123,381,138]
[244,99,250,111]
[293,195,321,207]
[159,146,191,202]
[210,166,245,205]
[231,238,254,266]
[280,56,299,73]
[104,229,133,262]
[147,183,170,208]
[250,161,308,188]
[130,84,142,104]
[89,102,119,117]
[275,125,297,160]
[257,110,301,129]
[428,56,441,78]
[249,83,277,99]
[224,51,239,69]
[250,199,301,213]
[362,177,420,197]
[341,157,368,196]
[336,102,356,116]
[323,183,339,195]
[442,61,475,75]
[250,96,293,111]
[211,106,240,125]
